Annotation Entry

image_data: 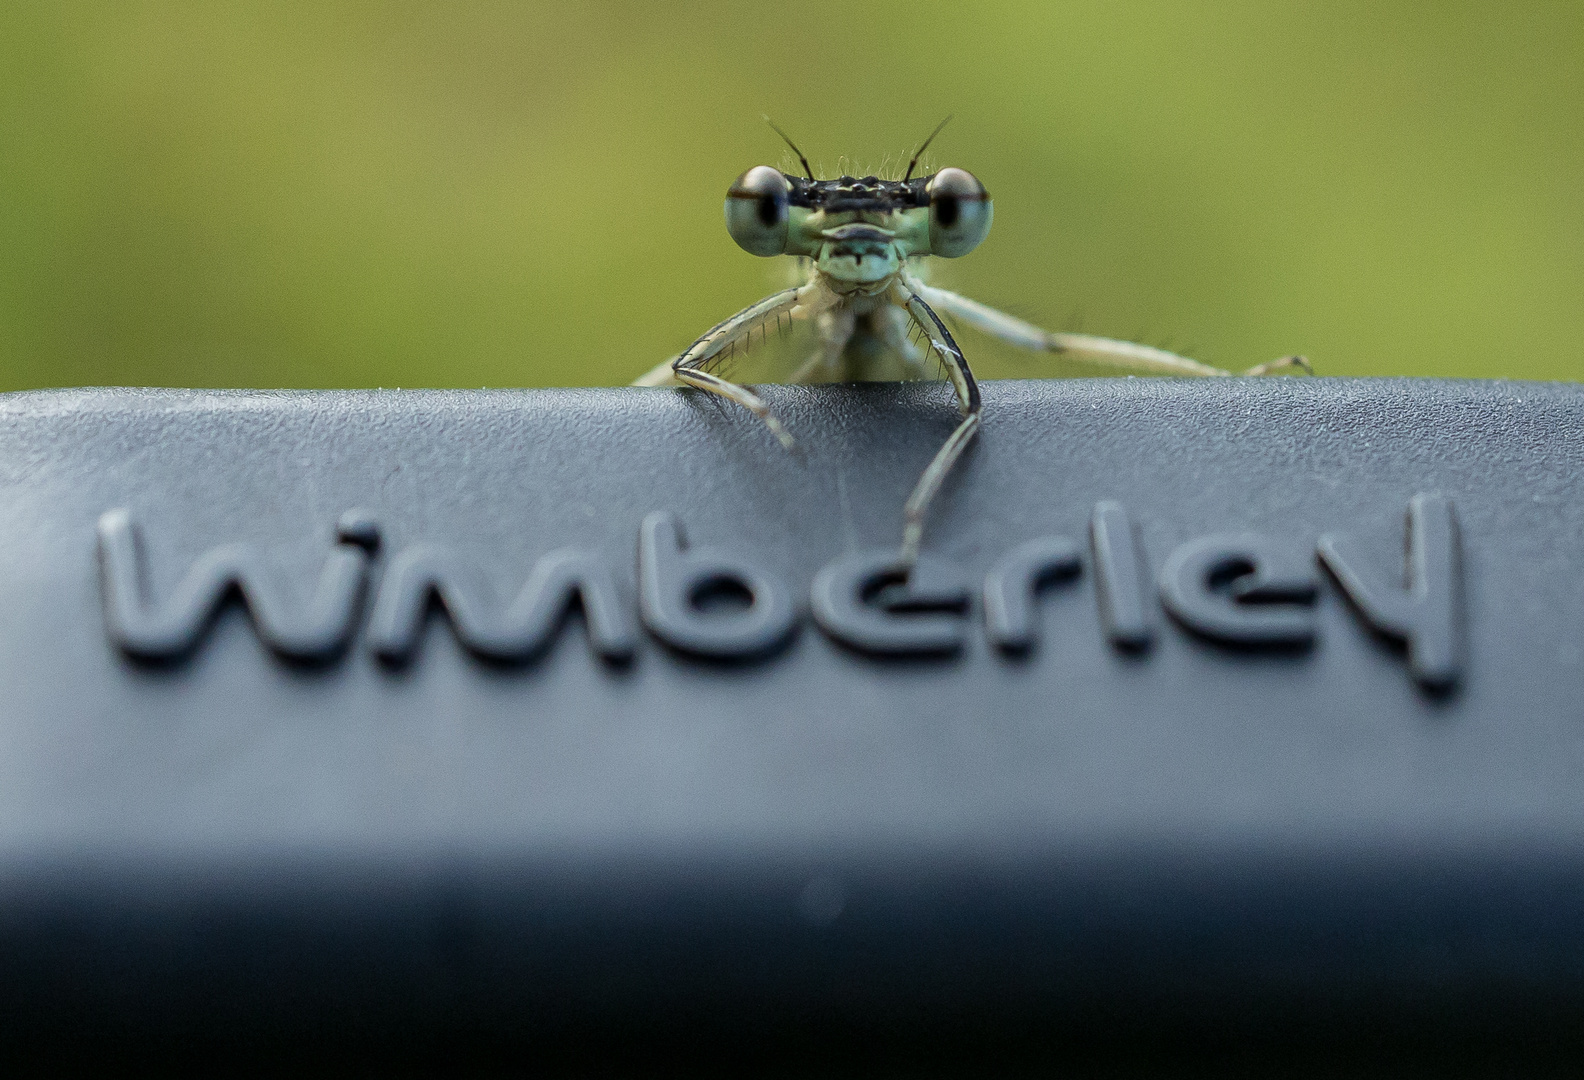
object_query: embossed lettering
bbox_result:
[812,550,970,656]
[1317,494,1463,690]
[97,508,375,661]
[99,497,1477,684]
[367,545,635,664]
[638,512,796,658]
[982,537,1081,653]
[1089,501,1153,650]
[1159,533,1317,646]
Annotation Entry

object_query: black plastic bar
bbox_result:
[2,378,1583,1069]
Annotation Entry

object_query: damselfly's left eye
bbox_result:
[725,166,791,256]
[927,168,992,258]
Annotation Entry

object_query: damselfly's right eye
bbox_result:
[725,166,791,256]
[927,168,992,258]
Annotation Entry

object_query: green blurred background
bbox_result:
[1,2,1581,392]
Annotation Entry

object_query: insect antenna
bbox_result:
[764,116,814,180]
[903,115,953,181]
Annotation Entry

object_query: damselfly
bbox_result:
[635,121,1308,564]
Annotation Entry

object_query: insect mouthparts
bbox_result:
[821,224,895,242]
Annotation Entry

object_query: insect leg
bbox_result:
[644,286,813,449]
[671,367,795,449]
[897,286,982,566]
[787,307,856,384]
[869,303,925,374]
[903,276,1308,377]
[1242,355,1314,376]
[633,356,683,386]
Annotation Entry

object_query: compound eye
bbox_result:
[725,166,791,256]
[927,167,992,258]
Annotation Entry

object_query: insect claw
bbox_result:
[1242,355,1313,377]
[899,523,922,569]
[763,416,796,452]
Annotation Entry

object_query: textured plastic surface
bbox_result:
[2,378,1584,1066]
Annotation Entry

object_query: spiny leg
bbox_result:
[642,285,820,449]
[903,275,1308,377]
[1047,331,1307,376]
[672,368,795,449]
[895,284,983,567]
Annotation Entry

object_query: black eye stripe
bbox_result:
[935,194,961,229]
[756,194,782,228]
[785,175,932,211]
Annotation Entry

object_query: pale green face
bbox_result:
[724,165,992,285]
[787,206,930,285]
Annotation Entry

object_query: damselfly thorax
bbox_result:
[635,121,1308,565]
